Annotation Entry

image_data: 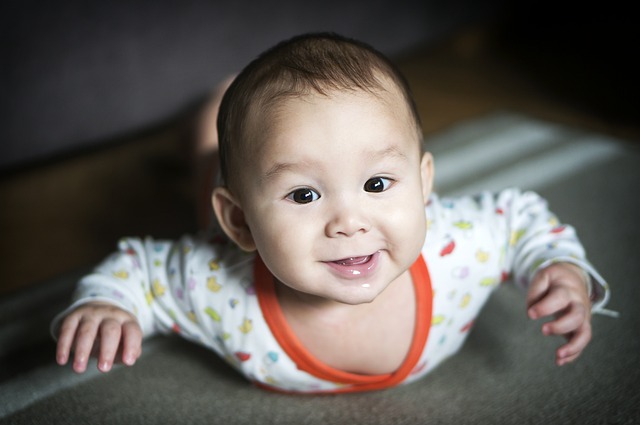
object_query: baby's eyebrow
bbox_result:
[368,145,408,161]
[262,161,310,181]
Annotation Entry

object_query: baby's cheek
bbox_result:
[391,206,426,254]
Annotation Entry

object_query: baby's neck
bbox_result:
[275,271,416,375]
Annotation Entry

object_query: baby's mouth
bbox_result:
[325,251,380,278]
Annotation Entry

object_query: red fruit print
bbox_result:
[495,208,504,215]
[172,323,181,333]
[501,271,510,283]
[411,361,427,376]
[460,319,475,333]
[235,352,251,362]
[550,226,566,234]
[440,240,456,257]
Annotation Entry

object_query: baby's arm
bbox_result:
[56,302,142,373]
[489,189,609,364]
[526,262,592,366]
[51,237,165,373]
[52,236,236,374]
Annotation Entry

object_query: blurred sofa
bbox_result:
[1,0,502,171]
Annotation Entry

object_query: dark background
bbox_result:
[1,0,637,295]
[2,0,635,171]
[1,0,497,170]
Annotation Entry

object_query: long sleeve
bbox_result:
[427,188,609,311]
[495,189,608,310]
[50,236,258,359]
[410,188,612,383]
[51,237,184,338]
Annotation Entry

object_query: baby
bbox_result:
[52,33,609,394]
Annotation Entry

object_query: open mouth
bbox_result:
[325,251,380,278]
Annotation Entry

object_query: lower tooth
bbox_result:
[339,256,369,266]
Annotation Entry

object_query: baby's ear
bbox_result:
[420,152,434,204]
[212,188,256,252]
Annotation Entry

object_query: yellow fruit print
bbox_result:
[145,291,154,305]
[207,276,222,292]
[187,311,198,323]
[432,315,445,326]
[510,229,527,246]
[476,249,490,263]
[153,259,162,267]
[168,309,178,322]
[480,277,499,287]
[459,293,471,308]
[239,318,253,334]
[548,216,559,227]
[152,279,166,297]
[113,270,129,280]
[453,220,473,230]
[204,307,221,322]
[209,259,220,271]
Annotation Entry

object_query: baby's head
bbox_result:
[217,32,424,193]
[213,33,433,305]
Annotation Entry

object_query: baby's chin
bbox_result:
[323,269,411,306]
[280,283,383,308]
[324,283,390,306]
[332,292,379,306]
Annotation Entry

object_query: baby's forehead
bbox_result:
[247,87,420,157]
[249,79,414,134]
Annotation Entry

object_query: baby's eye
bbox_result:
[364,177,393,193]
[286,188,320,204]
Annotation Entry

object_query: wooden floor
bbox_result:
[1,24,638,296]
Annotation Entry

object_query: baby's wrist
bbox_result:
[573,265,593,299]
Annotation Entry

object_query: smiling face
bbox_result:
[213,81,433,307]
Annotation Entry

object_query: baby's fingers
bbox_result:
[526,274,550,314]
[72,318,100,373]
[97,319,123,372]
[542,303,588,336]
[528,286,570,320]
[556,322,592,366]
[121,321,143,366]
[56,315,81,366]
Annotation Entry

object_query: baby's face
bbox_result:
[239,83,433,306]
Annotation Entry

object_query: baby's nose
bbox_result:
[325,204,371,237]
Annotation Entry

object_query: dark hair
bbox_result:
[217,32,422,190]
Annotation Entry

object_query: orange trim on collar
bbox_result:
[255,255,432,393]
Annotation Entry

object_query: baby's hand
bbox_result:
[526,263,592,366]
[56,302,142,373]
